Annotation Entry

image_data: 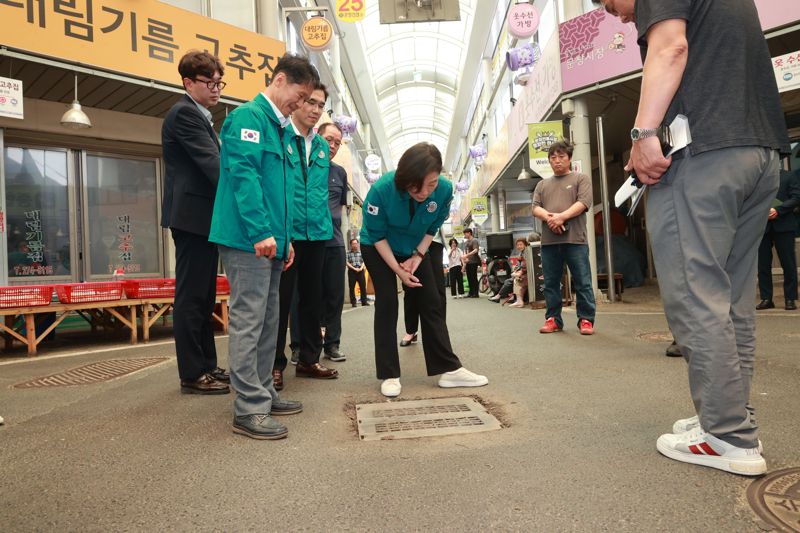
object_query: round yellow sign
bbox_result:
[301,17,334,52]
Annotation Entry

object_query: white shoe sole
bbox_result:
[438,377,489,388]
[380,381,401,397]
[656,436,766,476]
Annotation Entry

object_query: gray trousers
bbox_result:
[647,146,779,449]
[219,246,283,416]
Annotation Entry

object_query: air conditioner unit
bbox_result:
[378,0,461,24]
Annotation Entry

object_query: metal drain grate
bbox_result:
[356,397,502,441]
[746,467,800,532]
[14,358,169,388]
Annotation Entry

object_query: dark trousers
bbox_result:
[541,243,596,329]
[449,265,464,296]
[274,240,325,370]
[322,246,346,350]
[404,241,446,335]
[171,228,218,380]
[757,229,798,300]
[362,243,460,379]
[348,268,368,305]
[465,262,479,296]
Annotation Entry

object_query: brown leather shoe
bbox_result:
[295,362,338,379]
[272,369,284,391]
[180,373,230,395]
[209,366,230,383]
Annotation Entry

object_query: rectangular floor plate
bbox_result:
[356,396,502,441]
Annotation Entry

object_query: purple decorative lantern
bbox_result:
[366,171,380,184]
[506,43,541,72]
[333,114,358,143]
[468,143,487,166]
[455,181,469,193]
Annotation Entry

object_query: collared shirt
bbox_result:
[291,119,315,165]
[262,91,291,129]
[347,250,364,268]
[187,93,213,126]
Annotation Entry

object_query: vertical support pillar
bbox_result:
[258,0,284,41]
[566,97,600,298]
[498,189,507,231]
[490,193,500,232]
[596,116,615,303]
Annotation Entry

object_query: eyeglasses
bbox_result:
[323,136,342,147]
[191,78,226,91]
[304,98,326,110]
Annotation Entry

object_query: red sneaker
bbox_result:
[539,317,562,334]
[579,319,594,335]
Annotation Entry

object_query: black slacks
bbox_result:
[274,240,325,370]
[171,228,218,380]
[348,268,368,305]
[321,246,346,350]
[362,243,460,379]
[757,229,798,300]
[448,265,464,296]
[465,262,479,296]
[403,241,446,335]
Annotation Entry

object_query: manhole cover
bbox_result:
[356,397,502,441]
[14,358,169,388]
[636,331,673,343]
[747,467,800,532]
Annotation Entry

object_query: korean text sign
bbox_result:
[0,0,286,102]
[528,121,563,179]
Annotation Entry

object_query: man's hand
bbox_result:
[254,236,277,258]
[547,212,566,229]
[398,270,422,288]
[399,255,423,274]
[768,208,778,220]
[283,243,295,271]
[626,136,671,185]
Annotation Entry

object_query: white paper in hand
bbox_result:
[614,115,692,211]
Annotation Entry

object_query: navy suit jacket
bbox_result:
[161,94,220,237]
[767,169,800,234]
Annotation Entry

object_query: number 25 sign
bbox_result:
[336,0,365,22]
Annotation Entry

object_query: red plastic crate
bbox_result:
[123,278,176,298]
[0,285,54,308]
[55,282,124,304]
[216,276,230,295]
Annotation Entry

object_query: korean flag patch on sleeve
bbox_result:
[367,203,379,216]
[241,129,260,143]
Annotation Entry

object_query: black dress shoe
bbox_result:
[361,301,371,306]
[786,299,797,310]
[232,414,287,440]
[272,369,284,391]
[665,340,682,358]
[181,373,230,395]
[756,300,775,310]
[209,367,230,383]
[399,333,418,347]
[270,399,303,416]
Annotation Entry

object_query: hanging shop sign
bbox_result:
[0,77,24,120]
[0,0,285,102]
[528,120,564,179]
[507,3,539,39]
[772,50,800,93]
[470,197,489,225]
[336,0,365,23]
[364,153,381,171]
[453,225,464,239]
[301,16,334,51]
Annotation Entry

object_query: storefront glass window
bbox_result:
[160,0,204,15]
[4,147,71,279]
[211,0,255,31]
[84,155,160,278]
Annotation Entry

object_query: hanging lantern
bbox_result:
[506,43,541,72]
[333,114,358,143]
[366,171,381,184]
[455,181,469,193]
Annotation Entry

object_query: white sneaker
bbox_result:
[656,427,766,476]
[488,294,501,302]
[380,378,401,397]
[438,367,488,388]
[672,415,700,434]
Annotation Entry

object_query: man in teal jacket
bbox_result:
[209,54,319,441]
[272,83,339,391]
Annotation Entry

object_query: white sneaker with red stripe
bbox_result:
[671,415,764,453]
[656,427,766,476]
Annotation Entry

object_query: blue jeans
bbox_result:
[541,243,595,329]
[219,246,283,416]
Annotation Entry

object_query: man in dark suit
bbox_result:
[757,169,800,311]
[162,50,230,394]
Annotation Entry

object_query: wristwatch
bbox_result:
[412,248,426,258]
[630,127,659,141]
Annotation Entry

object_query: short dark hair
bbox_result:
[394,142,443,192]
[314,82,329,102]
[515,238,528,248]
[178,50,224,80]
[448,238,459,247]
[463,228,474,236]
[318,122,342,136]
[548,140,574,159]
[349,238,359,245]
[272,53,320,87]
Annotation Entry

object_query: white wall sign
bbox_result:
[0,77,23,120]
[773,50,800,93]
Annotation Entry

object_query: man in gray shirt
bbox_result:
[597,0,789,475]
[532,140,595,335]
